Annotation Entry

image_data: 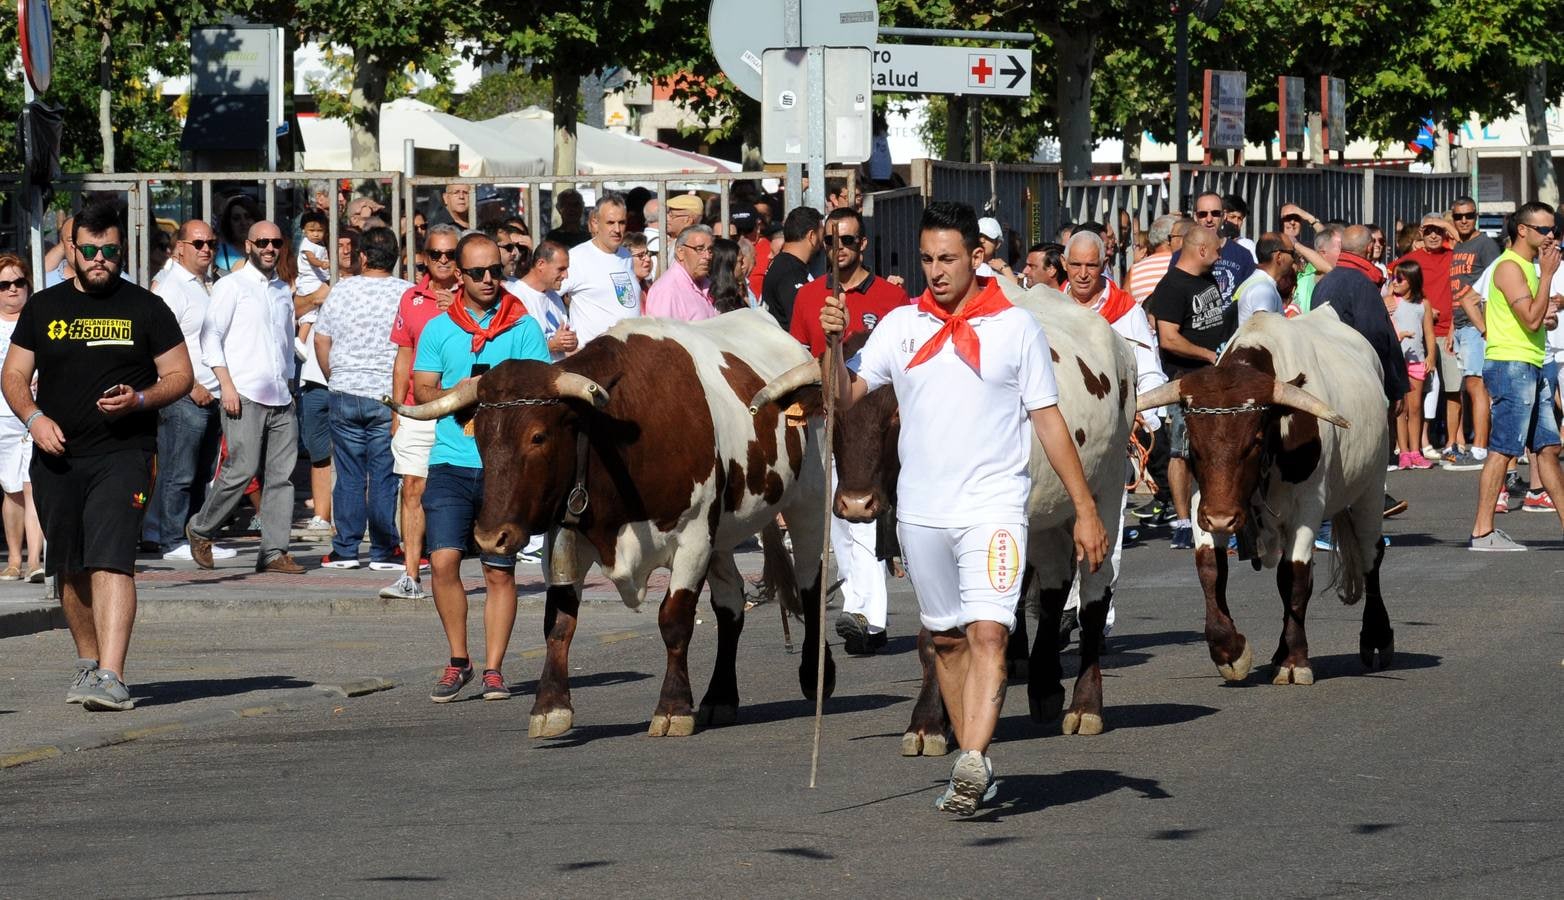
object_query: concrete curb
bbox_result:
[0,605,66,640]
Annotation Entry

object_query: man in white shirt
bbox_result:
[822,201,1108,816]
[509,240,577,362]
[184,221,304,574]
[560,194,640,343]
[1234,232,1298,327]
[151,220,237,562]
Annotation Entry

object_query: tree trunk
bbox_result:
[1526,62,1559,206]
[967,99,983,163]
[1121,120,1142,176]
[348,46,388,171]
[98,13,114,172]
[1052,26,1098,181]
[552,69,581,179]
[945,96,968,162]
[1432,105,1453,173]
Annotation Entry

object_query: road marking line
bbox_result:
[0,746,61,768]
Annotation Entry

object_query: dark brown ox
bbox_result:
[393,310,831,739]
[1136,308,1395,687]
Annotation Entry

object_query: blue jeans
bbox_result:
[328,391,400,562]
[1482,359,1561,459]
[152,395,222,553]
[297,383,333,463]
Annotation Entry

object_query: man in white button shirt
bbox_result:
[560,193,640,343]
[151,220,237,562]
[184,221,304,574]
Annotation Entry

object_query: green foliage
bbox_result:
[454,68,553,120]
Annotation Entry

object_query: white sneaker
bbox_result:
[305,516,332,534]
[934,749,996,816]
[378,574,425,599]
[163,542,236,561]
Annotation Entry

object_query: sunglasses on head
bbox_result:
[0,278,28,291]
[427,248,458,262]
[462,264,506,281]
[251,238,284,249]
[78,244,120,260]
[1452,212,1476,221]
[823,234,863,248]
[181,238,219,251]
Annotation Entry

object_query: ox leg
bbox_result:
[1272,559,1315,685]
[797,576,837,702]
[649,577,704,737]
[1197,540,1252,682]
[1006,566,1036,680]
[530,584,580,738]
[901,628,952,757]
[697,552,744,726]
[1028,577,1071,723]
[1064,587,1111,735]
[1360,542,1395,670]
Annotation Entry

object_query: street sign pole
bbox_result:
[22,78,43,286]
[782,0,803,213]
[806,46,826,213]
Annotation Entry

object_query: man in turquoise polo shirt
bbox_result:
[413,233,550,701]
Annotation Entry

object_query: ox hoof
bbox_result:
[901,731,951,757]
[1028,689,1065,724]
[695,702,738,727]
[1360,635,1395,670]
[528,708,574,739]
[1061,710,1104,736]
[648,713,696,737]
[798,660,837,702]
[1272,664,1315,686]
[1006,657,1030,680]
[1216,640,1254,682]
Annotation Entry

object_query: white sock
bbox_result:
[1471,446,1488,460]
[1172,518,1191,529]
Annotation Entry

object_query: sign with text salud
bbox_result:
[870,44,1032,97]
[1202,69,1246,150]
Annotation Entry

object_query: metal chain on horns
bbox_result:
[1183,401,1267,416]
[477,398,562,409]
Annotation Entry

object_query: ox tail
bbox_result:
[1325,510,1366,606]
[760,522,804,619]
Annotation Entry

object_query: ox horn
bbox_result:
[1272,382,1351,428]
[386,377,479,421]
[1135,380,1184,413]
[553,372,611,409]
[748,361,822,416]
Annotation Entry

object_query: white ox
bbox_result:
[1136,307,1395,686]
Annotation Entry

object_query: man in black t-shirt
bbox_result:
[1145,225,1231,549]
[1,202,192,711]
[761,206,822,329]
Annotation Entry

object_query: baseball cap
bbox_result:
[667,194,705,215]
[978,217,1003,242]
[730,205,758,231]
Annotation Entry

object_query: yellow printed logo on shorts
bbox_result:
[987,529,1019,593]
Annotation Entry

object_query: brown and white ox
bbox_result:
[392,309,831,739]
[1135,307,1395,686]
[756,284,1137,753]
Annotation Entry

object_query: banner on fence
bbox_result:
[1203,70,1247,151]
[1278,76,1305,154]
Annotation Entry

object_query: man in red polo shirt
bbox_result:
[789,206,909,654]
[1391,215,1465,464]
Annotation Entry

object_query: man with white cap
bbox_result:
[975,216,1014,281]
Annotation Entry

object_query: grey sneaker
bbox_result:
[430,664,473,703]
[65,658,99,704]
[1470,529,1527,552]
[378,574,424,600]
[1442,449,1485,471]
[78,669,135,711]
[934,749,997,816]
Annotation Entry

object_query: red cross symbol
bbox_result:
[969,55,994,86]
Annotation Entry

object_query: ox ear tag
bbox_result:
[463,420,476,437]
[783,401,809,426]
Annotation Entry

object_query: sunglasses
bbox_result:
[823,234,863,248]
[0,278,28,291]
[1528,223,1556,237]
[415,263,428,274]
[1280,214,1303,224]
[462,264,506,281]
[1452,212,1476,221]
[497,242,520,253]
[251,238,285,249]
[427,248,458,262]
[181,238,219,251]
[1421,228,1445,237]
[1391,274,1407,283]
[78,244,120,260]
[1194,210,1222,219]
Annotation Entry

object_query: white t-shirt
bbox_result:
[508,278,570,361]
[561,241,641,342]
[296,237,329,295]
[856,300,1058,527]
[296,310,328,387]
[0,317,23,432]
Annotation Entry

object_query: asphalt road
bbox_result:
[2,468,1563,898]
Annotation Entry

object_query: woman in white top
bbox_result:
[0,255,43,581]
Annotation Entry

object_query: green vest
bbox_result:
[1484,248,1544,366]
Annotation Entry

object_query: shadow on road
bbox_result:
[133,675,314,707]
[1306,650,1441,681]
[1101,702,1220,730]
[506,670,653,695]
[731,692,907,727]
[966,768,1172,821]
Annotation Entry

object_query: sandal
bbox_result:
[26,567,44,584]
[0,567,19,581]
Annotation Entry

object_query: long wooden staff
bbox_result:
[810,217,846,789]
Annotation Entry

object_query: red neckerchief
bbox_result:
[905,277,1013,374]
[446,289,527,352]
[1336,252,1385,287]
[1095,280,1137,324]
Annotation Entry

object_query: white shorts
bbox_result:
[0,428,31,494]
[897,521,1027,633]
[391,415,437,478]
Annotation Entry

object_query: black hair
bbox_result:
[1041,242,1066,286]
[782,206,824,243]
[360,226,401,272]
[1027,241,1051,255]
[825,206,864,233]
[73,199,125,245]
[919,201,981,252]
[826,177,848,199]
[1392,259,1424,303]
[1076,221,1106,237]
[1222,193,1249,217]
[1516,200,1555,228]
[1254,233,1290,264]
[300,209,328,230]
[708,238,747,313]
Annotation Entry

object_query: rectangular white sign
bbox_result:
[871,44,1032,98]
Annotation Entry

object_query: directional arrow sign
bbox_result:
[870,44,1032,97]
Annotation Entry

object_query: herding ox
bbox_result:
[755,283,1137,752]
[393,308,832,739]
[1135,307,1395,686]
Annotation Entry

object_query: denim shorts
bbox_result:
[1456,325,1487,379]
[1482,359,1561,459]
[298,383,333,463]
[422,463,514,569]
[1165,403,1190,460]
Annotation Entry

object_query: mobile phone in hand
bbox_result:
[471,363,491,377]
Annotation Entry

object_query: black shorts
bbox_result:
[31,447,153,576]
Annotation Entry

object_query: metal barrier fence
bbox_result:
[862,185,925,296]
[1366,170,1468,234]
[1176,164,1365,238]
[910,159,1061,255]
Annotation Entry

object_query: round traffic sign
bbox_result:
[708,0,878,100]
[18,0,54,94]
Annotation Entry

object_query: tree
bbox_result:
[454,68,553,120]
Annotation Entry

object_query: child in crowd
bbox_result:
[295,210,332,308]
[1388,259,1437,469]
